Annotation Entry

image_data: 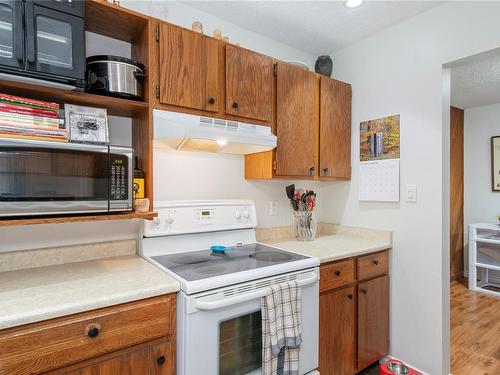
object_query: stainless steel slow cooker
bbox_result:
[85,55,145,100]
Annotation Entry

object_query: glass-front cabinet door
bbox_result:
[25,3,85,80]
[0,0,24,69]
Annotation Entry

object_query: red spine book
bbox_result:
[0,93,59,110]
[0,103,59,118]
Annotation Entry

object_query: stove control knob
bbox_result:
[234,209,242,219]
[243,209,250,219]
[152,217,161,227]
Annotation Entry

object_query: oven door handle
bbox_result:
[194,274,318,311]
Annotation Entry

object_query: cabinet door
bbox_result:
[276,62,319,177]
[319,285,356,375]
[320,77,352,179]
[0,0,24,69]
[159,23,219,112]
[67,340,175,375]
[358,275,389,371]
[225,44,273,122]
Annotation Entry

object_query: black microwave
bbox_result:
[0,0,85,88]
[0,138,133,217]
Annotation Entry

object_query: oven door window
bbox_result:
[219,311,262,375]
[0,148,108,201]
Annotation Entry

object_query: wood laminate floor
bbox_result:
[451,278,500,375]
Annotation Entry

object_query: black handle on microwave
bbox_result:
[25,2,36,64]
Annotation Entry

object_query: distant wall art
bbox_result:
[359,115,401,202]
[492,136,500,191]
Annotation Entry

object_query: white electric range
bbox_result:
[141,200,320,375]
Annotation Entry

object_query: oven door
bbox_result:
[0,138,109,216]
[177,268,319,375]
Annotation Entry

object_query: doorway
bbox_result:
[448,49,500,375]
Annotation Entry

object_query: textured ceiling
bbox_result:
[182,1,445,55]
[451,53,500,109]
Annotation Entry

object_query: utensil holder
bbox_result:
[293,211,317,241]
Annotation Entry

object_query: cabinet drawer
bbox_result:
[0,294,175,375]
[320,258,355,293]
[357,250,389,281]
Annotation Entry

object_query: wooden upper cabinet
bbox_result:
[159,23,219,112]
[276,62,319,177]
[320,77,352,179]
[225,45,273,122]
[320,285,356,375]
[357,275,389,371]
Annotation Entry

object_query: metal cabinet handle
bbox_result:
[309,165,315,175]
[87,327,99,338]
[361,288,368,294]
[373,260,379,265]
[232,102,239,109]
[208,97,216,104]
[334,270,341,276]
[347,294,353,300]
[323,167,328,176]
[157,356,166,365]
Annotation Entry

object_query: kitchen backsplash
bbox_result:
[0,239,136,273]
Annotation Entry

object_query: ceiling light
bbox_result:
[216,139,227,146]
[345,0,364,8]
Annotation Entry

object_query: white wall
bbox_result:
[123,0,314,68]
[464,103,500,269]
[326,2,500,374]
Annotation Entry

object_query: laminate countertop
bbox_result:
[267,234,392,263]
[0,255,180,329]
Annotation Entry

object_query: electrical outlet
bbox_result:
[406,184,417,202]
[269,201,278,216]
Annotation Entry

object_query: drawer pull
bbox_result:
[232,101,239,109]
[87,327,99,338]
[334,270,341,276]
[157,356,166,365]
[347,294,353,300]
[373,260,379,265]
[361,288,368,294]
[208,97,216,104]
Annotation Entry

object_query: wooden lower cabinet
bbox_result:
[0,295,176,375]
[319,251,390,375]
[65,339,174,375]
[319,285,356,375]
[357,275,390,372]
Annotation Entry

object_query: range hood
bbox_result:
[153,109,277,155]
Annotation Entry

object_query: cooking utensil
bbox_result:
[286,184,295,200]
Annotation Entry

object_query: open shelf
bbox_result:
[85,0,149,43]
[0,211,157,227]
[0,79,149,117]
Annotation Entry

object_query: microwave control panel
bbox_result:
[110,156,128,200]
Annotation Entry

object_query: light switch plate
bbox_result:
[269,201,278,216]
[406,184,417,202]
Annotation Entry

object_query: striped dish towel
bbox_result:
[261,281,302,375]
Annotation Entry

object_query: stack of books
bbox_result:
[0,93,67,142]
